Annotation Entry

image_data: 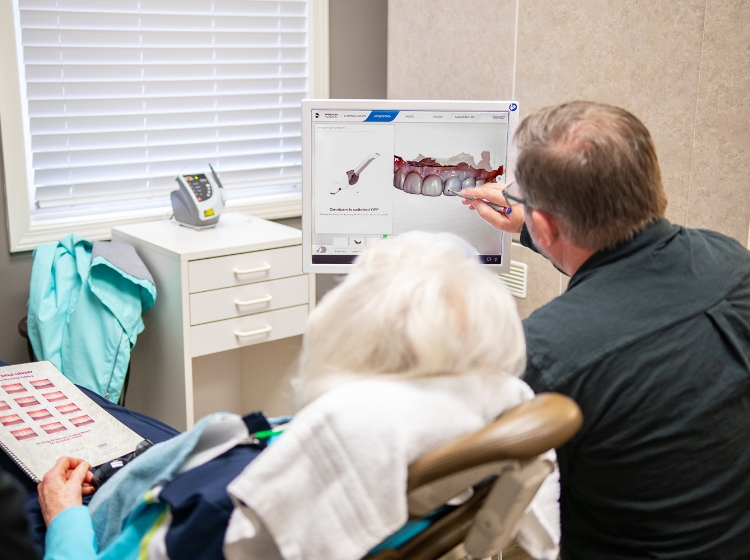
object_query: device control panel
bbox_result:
[183,174,213,202]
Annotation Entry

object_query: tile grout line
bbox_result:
[511,0,520,99]
[685,0,709,229]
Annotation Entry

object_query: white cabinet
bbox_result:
[190,275,309,326]
[188,245,304,293]
[191,305,310,357]
[111,213,314,431]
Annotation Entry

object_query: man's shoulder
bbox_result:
[523,224,750,389]
[683,225,750,260]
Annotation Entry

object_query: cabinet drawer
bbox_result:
[190,275,309,326]
[190,305,308,357]
[188,245,302,293]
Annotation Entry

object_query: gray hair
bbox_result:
[294,232,526,407]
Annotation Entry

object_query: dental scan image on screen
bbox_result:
[304,102,517,272]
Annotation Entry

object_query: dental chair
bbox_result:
[366,393,582,560]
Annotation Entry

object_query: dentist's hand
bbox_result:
[461,183,525,234]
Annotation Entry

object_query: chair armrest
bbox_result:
[407,393,582,492]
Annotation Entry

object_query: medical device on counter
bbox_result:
[171,163,227,229]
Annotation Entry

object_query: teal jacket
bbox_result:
[44,501,168,560]
[28,235,156,402]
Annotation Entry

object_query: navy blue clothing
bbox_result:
[160,413,270,560]
[522,221,750,559]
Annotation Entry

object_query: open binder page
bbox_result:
[0,361,144,482]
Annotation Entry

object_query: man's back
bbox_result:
[523,220,750,559]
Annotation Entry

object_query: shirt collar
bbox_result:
[568,219,674,288]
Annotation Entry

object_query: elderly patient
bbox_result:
[38,232,559,560]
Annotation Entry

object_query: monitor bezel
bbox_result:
[302,98,520,274]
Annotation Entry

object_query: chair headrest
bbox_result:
[407,393,582,492]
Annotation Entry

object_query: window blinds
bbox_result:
[17,0,308,212]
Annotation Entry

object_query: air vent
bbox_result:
[499,260,528,299]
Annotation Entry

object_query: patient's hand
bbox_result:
[38,456,96,526]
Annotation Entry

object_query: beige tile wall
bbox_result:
[387,0,516,101]
[513,0,706,228]
[388,0,750,317]
[686,1,750,243]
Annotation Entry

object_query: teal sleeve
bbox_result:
[44,506,98,560]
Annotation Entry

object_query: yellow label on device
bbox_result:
[204,208,215,217]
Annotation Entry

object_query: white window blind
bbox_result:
[17,0,308,215]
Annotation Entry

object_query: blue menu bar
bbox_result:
[364,110,400,122]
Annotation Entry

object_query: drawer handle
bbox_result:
[235,325,273,338]
[233,263,272,275]
[235,295,273,307]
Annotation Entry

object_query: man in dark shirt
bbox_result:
[461,101,750,558]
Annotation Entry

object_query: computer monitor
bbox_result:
[302,99,520,274]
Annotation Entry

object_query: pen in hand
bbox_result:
[447,189,512,215]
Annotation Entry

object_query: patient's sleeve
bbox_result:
[44,506,98,560]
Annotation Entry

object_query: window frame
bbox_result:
[0,0,329,253]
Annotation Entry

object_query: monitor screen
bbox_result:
[301,100,520,274]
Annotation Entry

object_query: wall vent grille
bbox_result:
[499,260,528,299]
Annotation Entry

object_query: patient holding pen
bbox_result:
[38,232,559,560]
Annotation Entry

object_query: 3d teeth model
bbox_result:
[393,152,503,196]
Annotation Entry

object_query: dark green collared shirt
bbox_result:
[522,220,750,559]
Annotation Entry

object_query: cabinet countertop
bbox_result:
[111,212,302,262]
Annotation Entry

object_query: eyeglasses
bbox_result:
[502,181,527,206]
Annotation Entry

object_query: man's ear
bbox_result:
[528,209,560,249]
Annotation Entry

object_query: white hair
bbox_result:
[294,232,526,407]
